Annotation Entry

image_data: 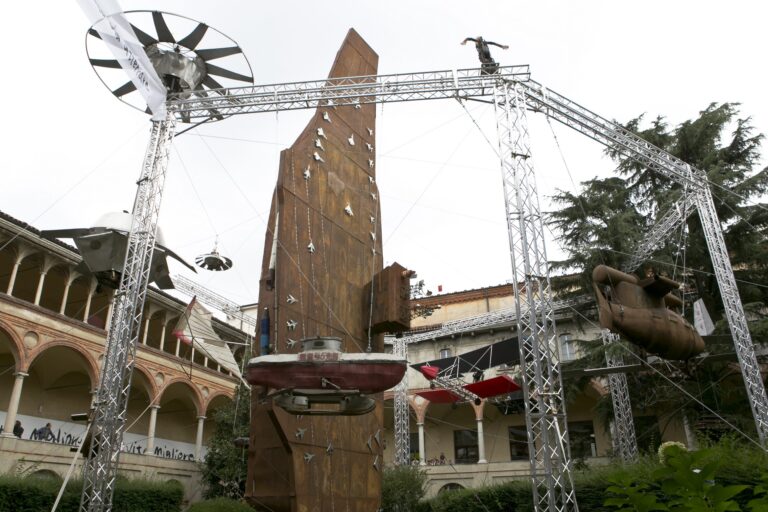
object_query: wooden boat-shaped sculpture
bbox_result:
[247,337,405,415]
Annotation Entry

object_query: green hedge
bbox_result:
[188,497,254,512]
[0,475,183,512]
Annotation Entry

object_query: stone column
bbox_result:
[82,278,98,322]
[6,247,32,296]
[146,405,160,455]
[59,272,80,315]
[33,270,48,306]
[158,318,168,352]
[417,422,426,465]
[471,399,487,464]
[195,416,206,460]
[409,396,430,466]
[174,338,180,357]
[2,372,28,437]
[141,316,151,345]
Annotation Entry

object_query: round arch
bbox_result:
[0,319,23,372]
[155,379,204,448]
[21,343,96,436]
[27,340,99,387]
[204,390,235,416]
[438,483,465,494]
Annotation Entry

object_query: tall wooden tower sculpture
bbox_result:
[246,29,389,511]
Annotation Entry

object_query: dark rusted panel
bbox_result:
[366,262,413,334]
[247,29,385,511]
[592,264,705,360]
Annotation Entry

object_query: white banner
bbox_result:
[77,0,167,120]
[693,298,715,336]
[0,411,203,460]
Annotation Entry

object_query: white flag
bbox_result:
[77,0,167,120]
[693,298,715,336]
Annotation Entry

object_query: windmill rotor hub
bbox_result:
[145,45,206,94]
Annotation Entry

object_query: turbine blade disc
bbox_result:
[177,23,208,49]
[90,59,121,69]
[206,63,252,83]
[129,23,158,46]
[152,11,175,43]
[88,28,102,39]
[113,81,137,97]
[195,46,242,60]
[202,75,224,90]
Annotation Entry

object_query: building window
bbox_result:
[453,429,479,464]
[568,420,596,459]
[559,333,577,361]
[439,347,451,359]
[508,426,529,460]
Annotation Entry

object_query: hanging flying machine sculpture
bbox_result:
[592,264,705,360]
[195,239,233,271]
[42,211,195,289]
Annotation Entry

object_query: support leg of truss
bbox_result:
[494,80,578,512]
[601,330,638,462]
[79,111,177,512]
[393,337,411,466]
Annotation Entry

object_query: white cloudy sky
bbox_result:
[1,1,766,307]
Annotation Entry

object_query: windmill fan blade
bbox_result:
[88,28,102,39]
[90,59,121,69]
[195,46,242,60]
[177,23,208,50]
[202,75,224,90]
[152,11,175,43]
[129,23,158,46]
[206,63,253,83]
[113,81,137,97]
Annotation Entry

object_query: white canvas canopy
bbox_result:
[173,297,245,383]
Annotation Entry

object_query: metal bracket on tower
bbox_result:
[79,110,177,512]
[493,80,578,511]
[601,330,638,462]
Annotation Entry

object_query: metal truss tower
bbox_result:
[392,336,410,466]
[80,112,177,512]
[493,81,578,511]
[602,330,638,462]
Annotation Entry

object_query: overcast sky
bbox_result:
[2,1,766,309]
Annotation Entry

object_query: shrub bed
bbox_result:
[0,475,183,512]
[188,497,255,512]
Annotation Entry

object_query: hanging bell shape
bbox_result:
[195,242,233,271]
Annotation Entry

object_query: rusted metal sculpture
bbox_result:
[592,264,705,360]
[245,29,403,511]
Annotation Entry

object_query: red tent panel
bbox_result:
[418,365,440,380]
[415,389,461,403]
[463,375,520,398]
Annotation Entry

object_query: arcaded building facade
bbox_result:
[0,211,244,504]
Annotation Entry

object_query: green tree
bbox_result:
[549,102,768,314]
[200,383,251,499]
[551,103,768,442]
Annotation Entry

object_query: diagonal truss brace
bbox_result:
[172,274,258,329]
[623,195,697,273]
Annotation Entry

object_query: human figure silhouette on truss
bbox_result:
[462,36,509,75]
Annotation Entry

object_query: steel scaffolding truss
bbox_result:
[172,274,258,330]
[84,62,768,512]
[80,111,177,512]
[392,336,410,466]
[493,81,577,511]
[602,330,638,462]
